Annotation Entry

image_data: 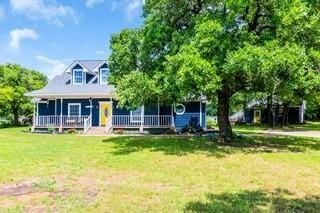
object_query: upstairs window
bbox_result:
[73,69,83,85]
[100,68,109,84]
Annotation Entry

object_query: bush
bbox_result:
[165,128,175,135]
[67,129,77,134]
[206,117,217,129]
[182,116,204,134]
[48,128,56,134]
[0,118,11,128]
[114,129,124,134]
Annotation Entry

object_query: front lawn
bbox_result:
[0,128,320,212]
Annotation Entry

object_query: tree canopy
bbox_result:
[0,64,47,126]
[109,0,320,140]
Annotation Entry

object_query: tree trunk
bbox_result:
[267,95,273,127]
[282,103,290,127]
[217,89,232,140]
[274,103,280,128]
[12,107,19,126]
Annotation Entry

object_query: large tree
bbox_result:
[109,0,320,139]
[0,64,47,126]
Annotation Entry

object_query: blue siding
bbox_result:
[38,100,56,115]
[38,98,110,126]
[38,99,206,130]
[175,102,206,131]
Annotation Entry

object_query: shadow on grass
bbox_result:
[184,189,320,212]
[102,134,320,157]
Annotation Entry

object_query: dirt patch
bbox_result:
[0,180,53,210]
[0,181,36,196]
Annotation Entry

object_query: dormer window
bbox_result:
[100,68,109,84]
[73,69,83,85]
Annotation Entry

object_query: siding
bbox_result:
[174,102,206,131]
[38,99,206,129]
[38,98,110,126]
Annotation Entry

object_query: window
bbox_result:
[68,103,81,117]
[73,69,83,84]
[174,104,185,115]
[130,107,142,123]
[100,68,109,84]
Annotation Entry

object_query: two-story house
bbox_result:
[26,60,206,134]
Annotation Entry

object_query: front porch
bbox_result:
[33,114,173,134]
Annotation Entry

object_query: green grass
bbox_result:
[0,128,320,212]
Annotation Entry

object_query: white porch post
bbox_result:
[171,104,175,128]
[89,98,93,118]
[55,98,57,116]
[59,97,63,133]
[199,101,202,127]
[139,105,144,134]
[31,101,36,132]
[157,99,160,126]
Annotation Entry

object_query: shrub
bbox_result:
[48,128,55,134]
[67,129,77,134]
[165,128,175,135]
[114,129,124,134]
[0,118,11,128]
[206,117,217,129]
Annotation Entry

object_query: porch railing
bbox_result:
[34,115,90,128]
[112,115,172,128]
[106,116,113,133]
[83,116,92,133]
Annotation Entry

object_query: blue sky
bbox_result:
[0,0,144,78]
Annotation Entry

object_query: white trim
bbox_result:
[130,106,143,123]
[199,102,202,127]
[174,104,186,115]
[26,93,115,98]
[72,69,84,85]
[68,103,81,117]
[93,61,108,72]
[99,68,109,84]
[55,98,57,116]
[99,101,112,126]
[64,61,89,73]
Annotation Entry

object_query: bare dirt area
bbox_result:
[0,180,52,211]
[262,130,320,138]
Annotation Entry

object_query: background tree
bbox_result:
[0,64,47,126]
[109,0,320,140]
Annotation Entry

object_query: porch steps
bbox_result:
[85,127,109,135]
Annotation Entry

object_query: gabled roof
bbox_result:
[65,60,107,73]
[25,59,115,98]
[26,73,115,98]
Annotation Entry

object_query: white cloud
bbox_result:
[35,55,67,78]
[107,0,144,21]
[9,28,39,49]
[85,0,104,8]
[96,50,105,55]
[125,0,144,21]
[10,0,78,25]
[0,6,5,20]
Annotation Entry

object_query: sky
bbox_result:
[0,0,144,78]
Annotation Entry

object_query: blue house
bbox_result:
[26,60,206,134]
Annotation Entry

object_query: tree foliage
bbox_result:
[109,0,320,139]
[0,64,47,126]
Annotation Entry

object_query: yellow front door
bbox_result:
[253,110,261,124]
[100,102,112,126]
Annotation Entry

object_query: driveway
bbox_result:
[259,130,320,138]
